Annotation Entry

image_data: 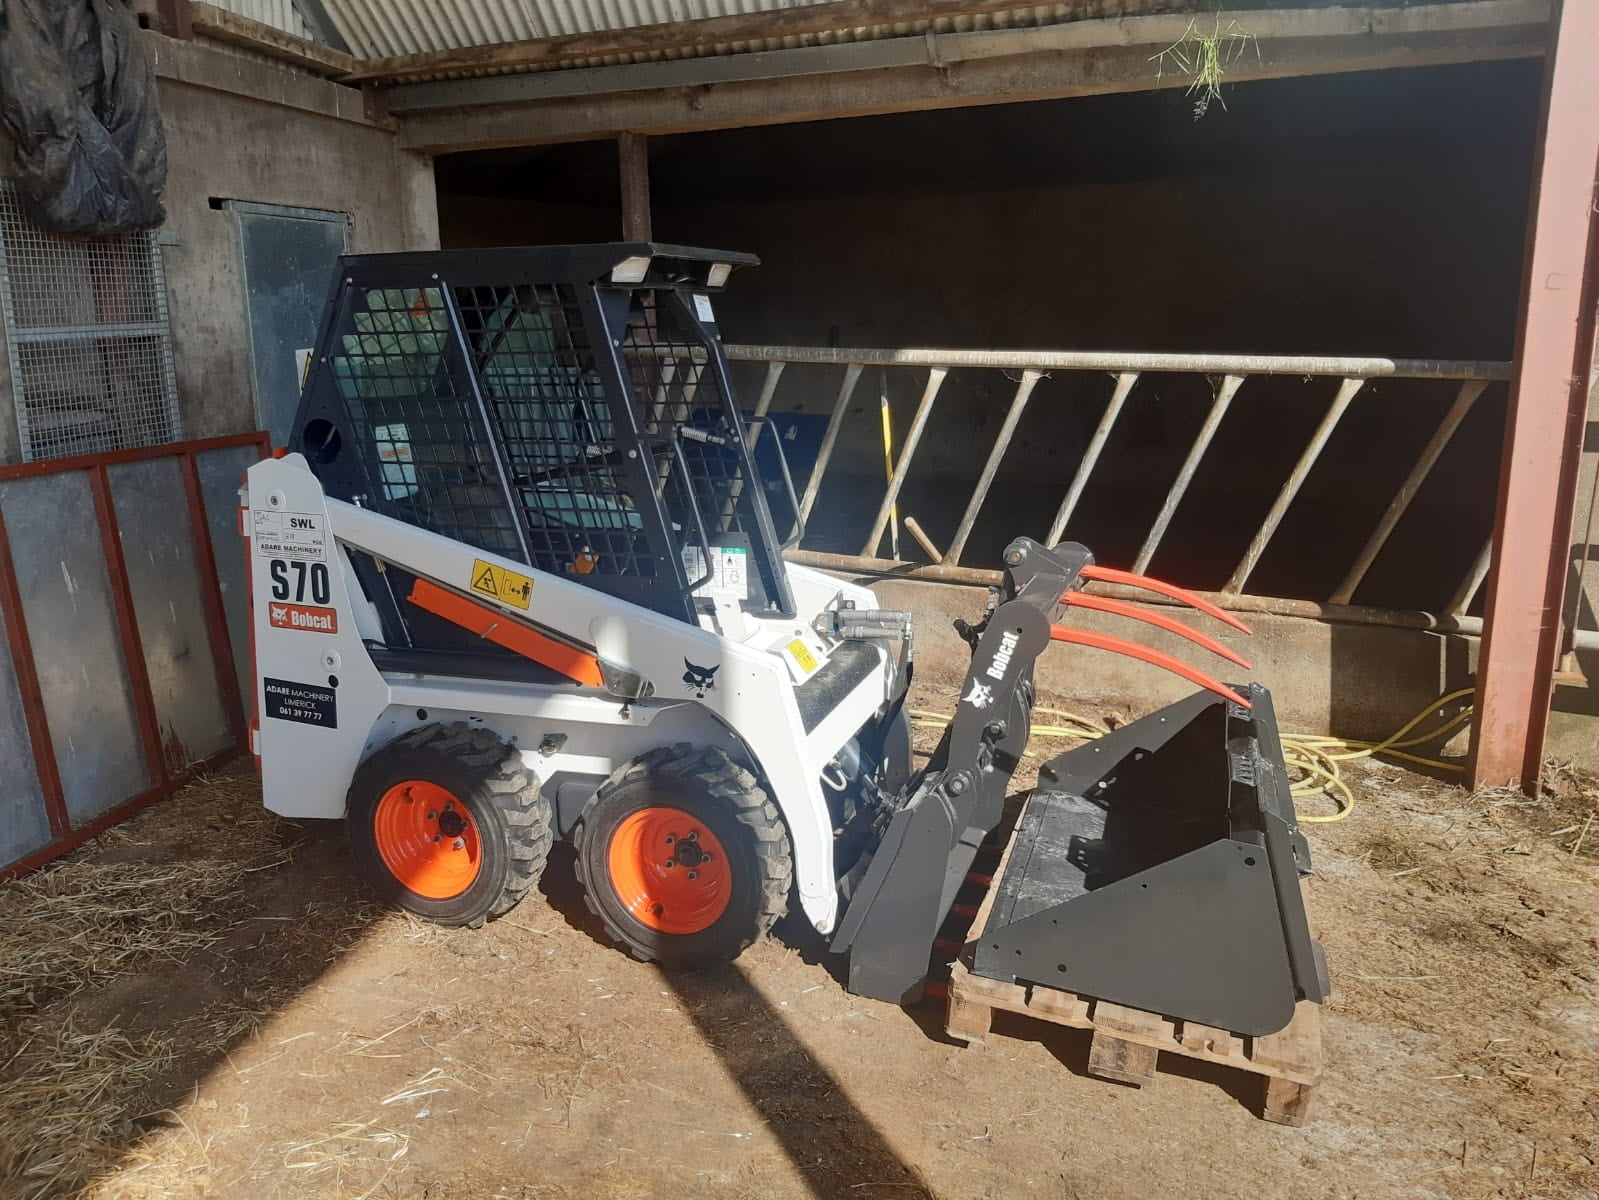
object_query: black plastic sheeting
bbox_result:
[0,0,167,237]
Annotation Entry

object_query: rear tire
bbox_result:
[573,744,792,968]
[347,722,552,927]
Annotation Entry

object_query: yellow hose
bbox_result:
[907,690,1475,825]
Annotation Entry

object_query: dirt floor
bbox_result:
[1,685,1595,1200]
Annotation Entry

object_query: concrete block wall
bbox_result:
[154,47,438,444]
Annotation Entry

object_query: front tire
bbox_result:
[347,723,552,927]
[574,744,792,968]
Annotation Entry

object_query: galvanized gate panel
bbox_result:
[0,471,149,823]
[0,598,49,866]
[109,457,232,771]
[0,433,271,878]
[196,444,263,715]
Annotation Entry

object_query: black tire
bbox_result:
[347,722,552,927]
[573,744,792,968]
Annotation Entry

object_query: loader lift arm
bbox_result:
[832,537,1085,1003]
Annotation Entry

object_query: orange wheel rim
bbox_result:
[607,806,730,935]
[373,780,482,900]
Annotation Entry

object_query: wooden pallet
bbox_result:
[944,825,1324,1125]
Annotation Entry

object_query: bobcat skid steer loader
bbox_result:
[245,244,1327,1036]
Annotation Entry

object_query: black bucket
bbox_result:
[971,683,1329,1036]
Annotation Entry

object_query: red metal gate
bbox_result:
[0,432,271,878]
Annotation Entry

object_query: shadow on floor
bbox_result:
[0,773,389,1196]
[537,843,932,1199]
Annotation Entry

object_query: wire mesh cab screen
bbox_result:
[290,244,794,630]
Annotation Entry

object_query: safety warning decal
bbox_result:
[470,559,534,610]
[682,545,749,600]
[253,510,327,562]
[268,602,338,634]
[263,677,337,728]
[785,639,818,675]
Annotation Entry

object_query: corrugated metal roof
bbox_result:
[210,0,317,42]
[322,1,797,59]
[210,0,1103,74]
[194,0,1189,86]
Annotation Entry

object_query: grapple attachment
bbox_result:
[832,539,1327,1036]
[971,685,1329,1036]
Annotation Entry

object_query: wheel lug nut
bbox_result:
[665,860,676,869]
[427,811,437,821]
[453,838,465,850]
[433,834,442,843]
[687,831,698,841]
[665,834,676,845]
[444,802,454,812]
[687,870,698,880]
[701,853,713,863]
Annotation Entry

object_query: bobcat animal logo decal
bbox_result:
[683,659,720,698]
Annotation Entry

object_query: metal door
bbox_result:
[228,201,349,448]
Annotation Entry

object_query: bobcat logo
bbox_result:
[683,659,720,698]
[962,680,994,710]
[270,605,288,625]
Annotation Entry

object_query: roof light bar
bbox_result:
[611,255,652,284]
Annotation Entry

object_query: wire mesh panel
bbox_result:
[455,283,660,582]
[620,291,788,609]
[0,183,181,461]
[295,249,794,626]
[324,283,523,560]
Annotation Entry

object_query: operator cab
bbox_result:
[288,244,804,672]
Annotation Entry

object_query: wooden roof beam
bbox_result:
[396,8,1549,153]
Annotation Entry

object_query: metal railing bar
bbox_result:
[945,369,1042,565]
[786,547,1485,630]
[1330,378,1489,605]
[726,344,1512,382]
[1046,371,1138,547]
[1224,376,1366,594]
[903,515,945,564]
[1133,373,1244,575]
[785,545,1599,651]
[1449,540,1494,617]
[11,320,166,342]
[861,367,948,557]
[744,359,786,450]
[798,362,864,521]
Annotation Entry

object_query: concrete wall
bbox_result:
[158,78,437,443]
[0,36,439,465]
[864,573,1473,744]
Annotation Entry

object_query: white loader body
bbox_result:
[246,452,893,933]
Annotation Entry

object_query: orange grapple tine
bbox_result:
[1062,591,1253,670]
[1076,564,1253,635]
[1049,624,1252,709]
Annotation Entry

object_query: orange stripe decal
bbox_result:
[408,578,605,687]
